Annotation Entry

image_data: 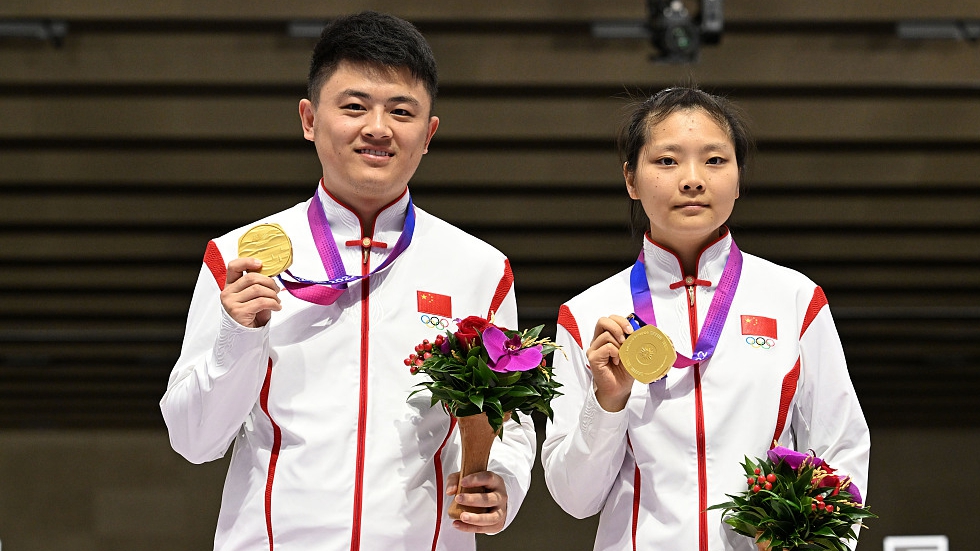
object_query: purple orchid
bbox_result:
[845,480,863,505]
[482,326,543,373]
[767,446,824,471]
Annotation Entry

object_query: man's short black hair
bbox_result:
[307,11,438,106]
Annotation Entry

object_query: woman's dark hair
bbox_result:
[618,87,754,237]
[307,11,438,107]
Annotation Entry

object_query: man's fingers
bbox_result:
[225,257,263,286]
[445,472,460,495]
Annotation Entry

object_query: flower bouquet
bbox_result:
[708,446,875,551]
[405,315,562,519]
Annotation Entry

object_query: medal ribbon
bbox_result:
[629,240,743,368]
[277,193,415,305]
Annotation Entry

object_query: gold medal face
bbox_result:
[620,325,677,384]
[238,223,293,277]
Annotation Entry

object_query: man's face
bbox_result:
[299,61,439,219]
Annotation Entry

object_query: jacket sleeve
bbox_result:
[792,288,871,547]
[159,260,272,464]
[541,308,630,519]
[483,259,537,531]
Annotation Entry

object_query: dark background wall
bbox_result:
[0,1,978,549]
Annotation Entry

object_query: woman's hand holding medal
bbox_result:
[588,314,677,412]
[587,315,641,412]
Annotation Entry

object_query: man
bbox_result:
[161,12,535,551]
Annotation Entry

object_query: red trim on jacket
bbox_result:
[204,240,227,290]
[488,259,514,318]
[770,287,827,448]
[259,358,281,551]
[557,305,583,349]
[431,416,458,551]
[625,435,639,551]
[801,286,828,338]
[772,359,802,446]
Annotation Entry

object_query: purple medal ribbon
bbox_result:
[277,193,416,305]
[630,240,743,368]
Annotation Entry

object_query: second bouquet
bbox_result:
[405,314,563,519]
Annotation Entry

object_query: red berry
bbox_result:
[752,485,761,493]
[754,468,761,475]
[757,476,766,484]
[825,505,834,513]
[403,358,411,366]
[747,477,755,486]
[815,495,824,503]
[409,366,419,375]
[766,473,776,483]
[414,359,423,366]
[811,503,817,511]
[764,482,772,490]
[423,352,432,359]
[423,343,432,351]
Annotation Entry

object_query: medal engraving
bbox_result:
[238,223,293,276]
[620,325,676,384]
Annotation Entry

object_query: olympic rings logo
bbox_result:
[420,314,450,329]
[745,336,776,349]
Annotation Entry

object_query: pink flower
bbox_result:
[482,326,542,373]
[767,446,824,471]
[844,480,863,505]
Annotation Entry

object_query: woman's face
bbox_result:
[625,108,740,255]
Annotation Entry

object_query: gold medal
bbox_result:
[619,325,677,384]
[238,223,293,277]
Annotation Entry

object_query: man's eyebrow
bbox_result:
[339,89,420,106]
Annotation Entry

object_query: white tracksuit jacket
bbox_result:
[542,232,870,551]
[161,184,535,551]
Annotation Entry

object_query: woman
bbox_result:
[541,88,870,551]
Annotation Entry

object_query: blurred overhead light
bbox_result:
[0,19,68,46]
[287,20,327,39]
[897,20,980,41]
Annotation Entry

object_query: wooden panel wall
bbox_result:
[1,0,978,429]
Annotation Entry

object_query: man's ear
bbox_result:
[423,116,440,154]
[299,99,316,142]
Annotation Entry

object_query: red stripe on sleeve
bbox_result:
[800,286,828,338]
[204,240,227,291]
[771,358,801,446]
[488,259,515,318]
[557,305,583,349]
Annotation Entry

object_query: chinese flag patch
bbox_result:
[741,315,778,340]
[417,291,452,318]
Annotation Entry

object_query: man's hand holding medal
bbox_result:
[220,224,293,328]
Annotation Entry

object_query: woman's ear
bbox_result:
[624,162,639,200]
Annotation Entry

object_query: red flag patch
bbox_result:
[741,315,778,340]
[417,291,452,318]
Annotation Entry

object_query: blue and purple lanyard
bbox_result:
[277,192,415,305]
[629,240,743,368]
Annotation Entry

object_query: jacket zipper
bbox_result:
[685,275,709,551]
[351,233,374,551]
